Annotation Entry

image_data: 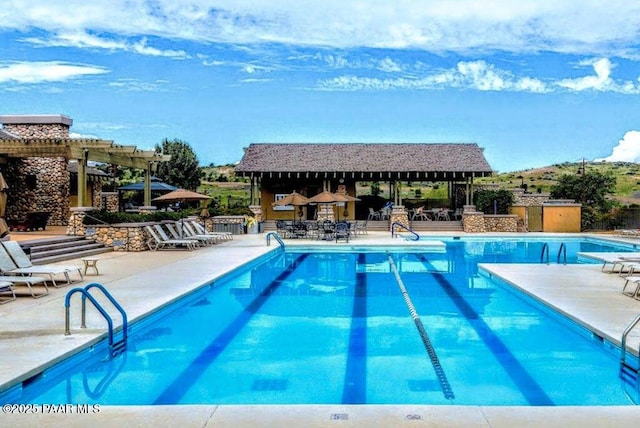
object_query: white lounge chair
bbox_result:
[145,225,197,251]
[190,221,233,240]
[164,222,213,247]
[0,281,16,304]
[1,241,83,287]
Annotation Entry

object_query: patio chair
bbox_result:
[355,220,368,235]
[144,225,198,251]
[411,206,429,221]
[335,222,350,243]
[0,241,83,288]
[368,208,381,221]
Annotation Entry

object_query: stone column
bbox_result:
[389,205,409,231]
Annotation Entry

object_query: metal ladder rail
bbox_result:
[557,243,567,265]
[540,243,549,264]
[81,283,128,355]
[391,221,419,241]
[620,312,640,377]
[65,283,128,357]
[266,232,285,248]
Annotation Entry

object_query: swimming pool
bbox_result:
[3,237,639,406]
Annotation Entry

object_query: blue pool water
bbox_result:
[4,238,640,406]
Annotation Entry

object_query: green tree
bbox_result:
[473,189,514,214]
[154,138,202,190]
[550,170,617,229]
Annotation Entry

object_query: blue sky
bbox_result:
[2,1,640,173]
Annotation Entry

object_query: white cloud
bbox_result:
[596,131,640,162]
[318,60,550,92]
[0,61,108,84]
[3,1,640,56]
[23,32,189,59]
[108,78,169,92]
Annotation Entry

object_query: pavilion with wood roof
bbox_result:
[235,143,493,222]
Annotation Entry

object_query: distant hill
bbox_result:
[476,161,640,205]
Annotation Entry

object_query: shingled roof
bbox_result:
[236,143,493,180]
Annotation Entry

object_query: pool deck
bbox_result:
[2,230,640,426]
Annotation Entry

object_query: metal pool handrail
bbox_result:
[266,232,285,248]
[540,243,549,264]
[391,222,419,241]
[65,283,128,357]
[621,312,640,380]
[557,243,567,265]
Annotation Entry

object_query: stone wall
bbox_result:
[3,120,71,226]
[2,122,69,139]
[99,192,119,212]
[511,188,551,206]
[6,157,70,226]
[462,212,519,232]
[85,224,150,252]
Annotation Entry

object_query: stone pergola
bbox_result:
[0,114,170,225]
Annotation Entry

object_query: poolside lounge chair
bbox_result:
[0,281,16,304]
[145,225,198,251]
[0,274,49,298]
[164,222,213,247]
[0,241,83,287]
[181,221,224,245]
[190,221,233,240]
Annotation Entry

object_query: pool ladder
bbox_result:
[540,243,567,264]
[266,232,285,248]
[65,282,128,357]
[620,312,640,383]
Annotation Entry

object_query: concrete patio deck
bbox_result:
[1,231,640,426]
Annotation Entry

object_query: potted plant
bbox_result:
[245,215,259,234]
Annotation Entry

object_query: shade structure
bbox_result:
[308,191,359,221]
[307,190,350,204]
[118,176,178,192]
[152,189,211,203]
[272,191,310,221]
[272,191,310,207]
[0,173,8,237]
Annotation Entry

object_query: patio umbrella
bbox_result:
[0,173,8,238]
[308,191,352,221]
[152,189,211,237]
[272,191,310,220]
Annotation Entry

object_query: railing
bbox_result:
[391,222,419,241]
[620,312,640,379]
[540,243,549,264]
[541,242,567,264]
[557,243,567,265]
[266,232,285,248]
[65,282,128,357]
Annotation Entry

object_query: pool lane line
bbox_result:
[387,253,455,400]
[153,253,310,404]
[341,253,368,404]
[414,254,554,406]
